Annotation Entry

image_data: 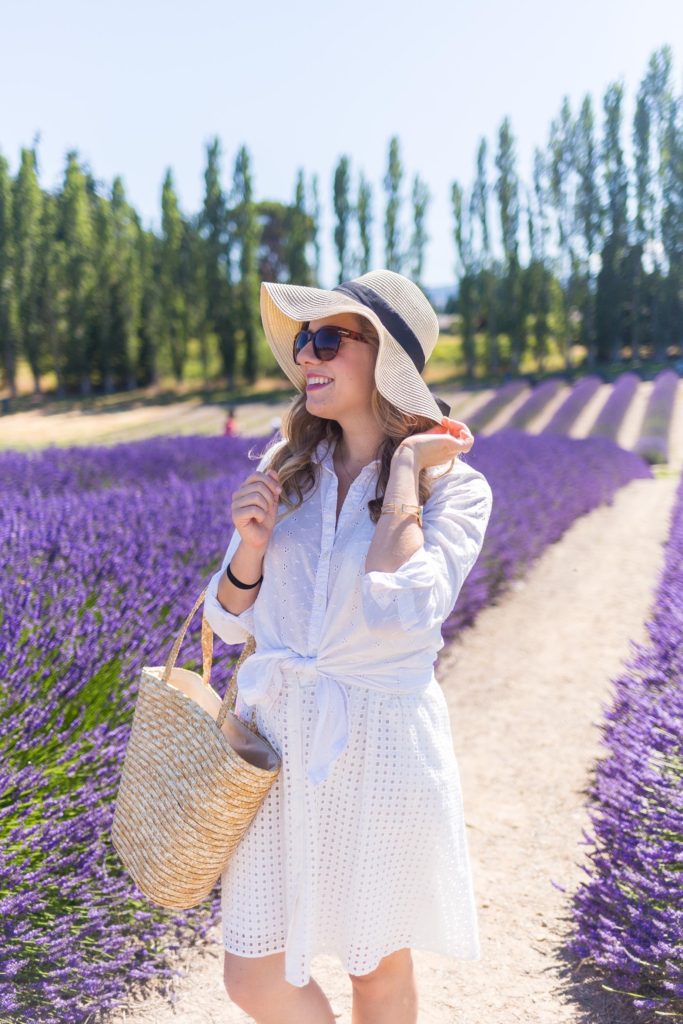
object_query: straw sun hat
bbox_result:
[260,269,451,424]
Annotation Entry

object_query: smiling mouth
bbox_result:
[306,379,334,390]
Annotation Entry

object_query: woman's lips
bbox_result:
[306,380,333,391]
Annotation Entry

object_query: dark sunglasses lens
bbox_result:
[314,327,343,359]
[293,331,310,358]
[293,327,342,361]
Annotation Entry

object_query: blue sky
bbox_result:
[3,0,681,290]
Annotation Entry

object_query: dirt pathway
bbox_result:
[106,384,683,1023]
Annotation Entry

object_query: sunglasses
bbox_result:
[292,325,371,364]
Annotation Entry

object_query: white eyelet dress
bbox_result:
[203,434,494,988]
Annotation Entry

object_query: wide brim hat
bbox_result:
[260,269,450,424]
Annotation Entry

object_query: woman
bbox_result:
[203,269,494,1024]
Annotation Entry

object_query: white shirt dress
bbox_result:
[203,434,494,988]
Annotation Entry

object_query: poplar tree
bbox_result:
[109,177,142,391]
[333,155,352,283]
[187,209,210,388]
[257,200,292,283]
[309,173,322,286]
[632,81,651,361]
[136,225,161,387]
[640,46,674,357]
[91,186,128,393]
[35,193,65,396]
[409,174,430,289]
[0,152,18,399]
[383,136,403,272]
[59,150,96,395]
[356,171,373,275]
[286,169,313,285]
[451,180,477,378]
[529,148,552,372]
[13,147,44,393]
[178,213,196,369]
[595,82,629,364]
[472,137,500,375]
[89,191,108,390]
[159,169,187,383]
[231,145,261,384]
[660,93,683,354]
[199,137,236,386]
[574,94,602,366]
[548,98,578,370]
[494,117,523,371]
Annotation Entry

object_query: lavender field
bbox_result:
[0,431,653,1023]
[567,469,683,1020]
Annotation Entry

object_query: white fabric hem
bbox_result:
[221,936,482,987]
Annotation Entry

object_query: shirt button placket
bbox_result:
[308,466,337,652]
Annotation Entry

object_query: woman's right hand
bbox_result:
[231,467,282,551]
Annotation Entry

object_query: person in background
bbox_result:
[224,406,238,436]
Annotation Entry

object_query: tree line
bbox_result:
[453,45,682,377]
[0,44,680,399]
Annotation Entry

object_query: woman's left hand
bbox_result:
[394,417,474,470]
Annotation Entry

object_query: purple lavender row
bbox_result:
[505,378,563,430]
[633,369,680,465]
[464,379,528,432]
[542,374,603,434]
[0,433,262,496]
[587,371,640,442]
[0,431,652,1023]
[566,467,683,1020]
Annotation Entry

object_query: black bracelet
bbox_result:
[226,560,263,589]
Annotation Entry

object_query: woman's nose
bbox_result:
[298,340,320,364]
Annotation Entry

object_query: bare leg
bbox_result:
[224,950,336,1024]
[349,948,418,1024]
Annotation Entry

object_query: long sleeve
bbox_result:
[203,436,288,646]
[360,463,493,635]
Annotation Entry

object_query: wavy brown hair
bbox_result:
[252,314,454,525]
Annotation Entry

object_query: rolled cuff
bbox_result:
[359,467,493,635]
[361,543,450,633]
[203,521,258,646]
[203,565,256,645]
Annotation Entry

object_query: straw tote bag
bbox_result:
[111,587,280,910]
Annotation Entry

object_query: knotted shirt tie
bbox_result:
[234,646,354,786]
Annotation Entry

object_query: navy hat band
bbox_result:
[332,281,426,373]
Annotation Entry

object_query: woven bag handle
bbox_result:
[162,587,260,734]
[217,630,258,733]
[162,588,214,686]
